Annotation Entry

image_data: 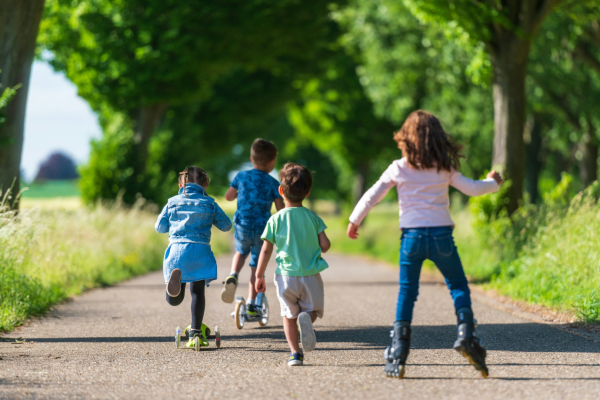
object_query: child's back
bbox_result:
[232,168,281,227]
[350,157,498,228]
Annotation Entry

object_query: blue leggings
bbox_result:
[396,226,471,322]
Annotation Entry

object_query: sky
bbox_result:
[22,61,101,182]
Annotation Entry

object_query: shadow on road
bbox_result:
[21,323,600,354]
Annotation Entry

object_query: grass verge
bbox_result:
[0,198,230,332]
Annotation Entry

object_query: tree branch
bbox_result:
[574,40,600,75]
[533,76,581,130]
[531,0,566,35]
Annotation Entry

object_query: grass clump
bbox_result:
[0,196,230,332]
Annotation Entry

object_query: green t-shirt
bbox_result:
[261,207,329,277]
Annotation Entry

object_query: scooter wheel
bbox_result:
[235,301,246,330]
[215,326,221,349]
[194,336,200,352]
[258,296,269,327]
[176,332,181,349]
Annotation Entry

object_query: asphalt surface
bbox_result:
[2,252,600,399]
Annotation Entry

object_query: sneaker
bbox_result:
[297,312,316,352]
[221,274,238,303]
[246,303,259,316]
[167,269,182,297]
[288,352,304,366]
[186,324,210,348]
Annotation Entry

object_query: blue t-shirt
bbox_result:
[231,169,282,227]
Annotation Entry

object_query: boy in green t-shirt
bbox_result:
[255,163,331,367]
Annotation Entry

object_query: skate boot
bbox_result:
[383,321,411,379]
[453,307,489,378]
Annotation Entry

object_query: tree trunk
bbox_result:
[353,162,369,206]
[0,0,45,208]
[525,113,543,204]
[578,131,598,188]
[131,103,168,177]
[488,37,531,214]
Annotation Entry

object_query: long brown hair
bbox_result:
[179,166,210,196]
[393,110,463,172]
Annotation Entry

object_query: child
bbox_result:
[155,166,232,348]
[255,163,331,366]
[221,139,284,316]
[347,110,502,379]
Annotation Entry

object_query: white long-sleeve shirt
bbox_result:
[349,158,499,228]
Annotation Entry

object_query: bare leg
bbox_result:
[231,252,248,274]
[283,312,318,354]
[248,271,258,301]
[283,317,301,354]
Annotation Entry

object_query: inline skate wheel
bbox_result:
[215,326,221,348]
[235,301,246,330]
[194,336,200,352]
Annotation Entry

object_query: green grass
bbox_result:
[0,199,231,332]
[20,180,80,198]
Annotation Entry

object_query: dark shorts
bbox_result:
[234,223,265,268]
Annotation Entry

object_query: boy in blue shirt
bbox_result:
[221,139,284,315]
[255,163,331,366]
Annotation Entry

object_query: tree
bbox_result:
[529,3,600,188]
[405,0,565,212]
[0,0,45,206]
[40,0,341,203]
[287,50,396,204]
[334,0,495,183]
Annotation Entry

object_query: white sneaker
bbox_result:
[297,312,316,352]
[166,269,182,297]
[220,275,238,304]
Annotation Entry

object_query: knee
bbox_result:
[399,284,419,301]
[166,295,184,306]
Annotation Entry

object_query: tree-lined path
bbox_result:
[1,253,599,399]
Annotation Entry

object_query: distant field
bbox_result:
[20,179,80,198]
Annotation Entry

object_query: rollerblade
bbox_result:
[232,292,269,329]
[383,321,411,379]
[453,307,489,378]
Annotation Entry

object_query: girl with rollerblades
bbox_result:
[156,166,232,348]
[347,110,503,378]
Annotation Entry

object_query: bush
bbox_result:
[469,175,600,322]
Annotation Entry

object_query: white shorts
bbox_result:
[274,273,324,319]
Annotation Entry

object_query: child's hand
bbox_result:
[487,170,503,185]
[347,222,360,239]
[255,276,266,293]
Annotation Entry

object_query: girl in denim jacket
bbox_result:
[156,166,232,347]
[347,111,503,379]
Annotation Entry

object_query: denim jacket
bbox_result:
[155,183,232,243]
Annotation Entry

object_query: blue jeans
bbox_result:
[396,226,471,322]
[234,223,264,268]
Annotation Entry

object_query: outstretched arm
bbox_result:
[255,240,274,293]
[450,170,502,197]
[347,167,396,239]
[155,204,170,233]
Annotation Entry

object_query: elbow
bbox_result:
[321,242,331,254]
[224,194,234,202]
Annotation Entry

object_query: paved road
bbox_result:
[2,253,600,399]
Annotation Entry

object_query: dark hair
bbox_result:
[279,163,312,203]
[393,110,463,172]
[179,166,210,196]
[251,138,278,166]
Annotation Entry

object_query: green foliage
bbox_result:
[0,82,20,128]
[333,0,495,180]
